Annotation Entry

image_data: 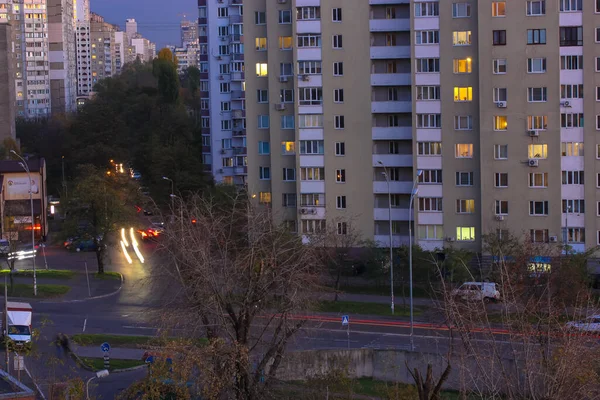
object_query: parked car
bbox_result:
[0,239,10,256]
[64,235,103,252]
[451,282,501,303]
[566,315,600,332]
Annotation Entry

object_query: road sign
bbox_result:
[103,353,110,369]
[341,315,349,326]
[100,342,110,352]
[145,356,154,364]
[13,355,24,371]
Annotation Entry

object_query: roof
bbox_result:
[0,158,45,173]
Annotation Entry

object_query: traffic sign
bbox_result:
[145,355,154,364]
[100,342,110,352]
[341,315,349,326]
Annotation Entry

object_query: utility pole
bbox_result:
[4,275,8,373]
[62,156,67,199]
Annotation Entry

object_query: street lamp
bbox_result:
[377,160,395,315]
[10,151,37,297]
[408,169,423,351]
[86,369,109,400]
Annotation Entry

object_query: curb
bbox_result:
[41,272,124,304]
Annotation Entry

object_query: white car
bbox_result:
[566,315,600,332]
[451,282,501,303]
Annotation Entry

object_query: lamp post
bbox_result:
[163,176,174,221]
[86,369,109,400]
[377,161,394,315]
[11,151,37,297]
[408,170,423,351]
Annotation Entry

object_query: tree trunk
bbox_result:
[334,265,342,302]
[96,247,104,274]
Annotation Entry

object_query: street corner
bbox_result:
[40,271,122,304]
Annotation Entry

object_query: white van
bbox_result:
[451,282,501,303]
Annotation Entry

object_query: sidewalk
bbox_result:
[71,343,147,361]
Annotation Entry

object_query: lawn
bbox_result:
[1,283,70,298]
[82,357,146,371]
[71,333,208,348]
[0,269,75,279]
[339,284,431,298]
[94,272,122,280]
[315,300,424,317]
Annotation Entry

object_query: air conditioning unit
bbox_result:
[549,236,558,243]
[219,168,224,173]
[277,0,287,3]
[301,74,310,81]
[495,215,505,221]
[216,56,222,60]
[218,75,224,80]
[279,76,288,83]
[299,208,308,214]
[445,237,455,242]
[310,208,317,215]
[219,36,227,42]
[274,103,285,111]
[561,101,571,107]
[220,149,226,154]
[496,101,507,108]
[528,159,539,167]
[528,130,539,137]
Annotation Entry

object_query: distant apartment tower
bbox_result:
[0,0,52,118]
[244,1,413,242]
[168,44,198,75]
[48,0,77,114]
[90,13,118,85]
[199,0,246,185]
[131,35,155,63]
[0,23,16,140]
[75,0,92,99]
[125,18,137,40]
[181,19,198,47]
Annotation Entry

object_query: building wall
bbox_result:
[90,13,117,85]
[48,0,77,114]
[0,23,15,141]
[75,0,91,98]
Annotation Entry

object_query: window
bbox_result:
[527,29,546,44]
[334,89,344,103]
[528,144,548,158]
[298,115,323,128]
[559,26,582,46]
[299,140,324,154]
[335,142,345,156]
[301,220,326,234]
[454,116,473,130]
[456,227,475,241]
[415,2,439,17]
[336,222,348,235]
[528,58,546,73]
[221,138,232,149]
[280,62,293,76]
[417,114,441,128]
[453,58,472,74]
[258,115,269,129]
[336,196,346,209]
[597,57,600,72]
[217,7,228,17]
[418,225,444,240]
[221,120,231,130]
[453,87,473,102]
[560,0,582,12]
[455,172,474,186]
[297,34,322,48]
[455,144,473,158]
[416,30,440,45]
[527,0,546,15]
[528,87,547,102]
[561,84,583,99]
[297,6,321,20]
[529,201,549,216]
[416,86,441,100]
[564,228,585,243]
[282,168,296,181]
[561,113,584,128]
[597,28,600,43]
[596,115,600,130]
[281,141,295,155]
[492,2,506,17]
[300,168,324,182]
[282,194,297,208]
[420,198,443,212]
[452,3,471,17]
[495,200,508,215]
[456,199,475,214]
[494,116,508,131]
[256,63,268,77]
[597,0,600,12]
[298,61,322,75]
[258,141,270,155]
[259,192,271,205]
[279,36,293,50]
[299,87,323,105]
[416,58,440,73]
[560,55,583,70]
[528,115,548,130]
[493,88,507,102]
[332,8,342,22]
[254,11,266,24]
[493,59,507,74]
[453,31,471,46]
[495,173,508,188]
[494,144,508,159]
[259,166,270,180]
[255,38,267,51]
[281,115,295,129]
[257,90,268,103]
[219,83,230,93]
[332,35,343,49]
[335,169,346,183]
[333,62,343,76]
[278,10,291,24]
[493,30,506,45]
[280,89,294,103]
[562,170,584,185]
[561,142,584,156]
[417,142,442,155]
[529,172,548,188]
[220,101,231,112]
[530,229,549,243]
[419,170,443,184]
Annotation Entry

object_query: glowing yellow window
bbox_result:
[281,141,295,154]
[453,87,472,102]
[452,31,471,46]
[279,36,293,50]
[455,144,473,158]
[255,37,267,51]
[492,2,506,17]
[494,116,508,131]
[255,63,268,77]
[528,144,548,159]
[456,227,475,241]
[259,192,271,204]
[453,58,472,73]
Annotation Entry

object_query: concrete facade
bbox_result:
[0,23,15,141]
[75,0,91,98]
[89,13,118,85]
[48,0,77,114]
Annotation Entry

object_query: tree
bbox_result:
[157,191,322,399]
[157,47,179,71]
[153,58,180,105]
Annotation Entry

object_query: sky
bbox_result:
[91,0,197,49]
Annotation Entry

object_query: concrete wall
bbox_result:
[0,23,16,142]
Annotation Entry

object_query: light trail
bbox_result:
[120,240,133,264]
[130,227,144,263]
[129,227,138,247]
[120,228,129,247]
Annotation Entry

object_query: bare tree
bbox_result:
[157,191,323,399]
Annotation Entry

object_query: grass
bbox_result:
[94,272,122,280]
[82,357,146,371]
[1,283,70,298]
[0,269,75,279]
[315,300,424,317]
[71,333,208,348]
[338,284,431,298]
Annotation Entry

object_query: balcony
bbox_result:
[372,154,413,167]
[233,147,247,155]
[373,181,413,194]
[371,101,411,113]
[370,46,410,59]
[231,53,244,61]
[369,19,410,32]
[232,110,245,119]
[297,21,321,34]
[233,166,248,175]
[229,15,242,24]
[231,72,245,81]
[374,235,410,248]
[374,208,410,221]
[372,127,412,140]
[232,129,246,137]
[296,0,320,6]
[230,33,242,43]
[231,90,245,100]
[371,73,411,86]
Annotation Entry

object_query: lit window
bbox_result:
[255,37,267,51]
[455,144,473,158]
[494,116,508,131]
[492,2,506,17]
[454,87,472,102]
[456,199,475,214]
[528,144,548,158]
[279,36,293,50]
[527,115,547,130]
[529,173,548,188]
[453,58,472,73]
[452,31,471,46]
[255,63,268,77]
[456,227,475,241]
[259,192,271,204]
[418,225,444,240]
[281,141,295,154]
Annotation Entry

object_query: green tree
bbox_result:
[153,57,180,105]
[157,47,179,70]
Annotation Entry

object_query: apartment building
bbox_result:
[0,23,16,140]
[131,35,155,62]
[244,0,413,243]
[75,0,91,98]
[48,0,77,114]
[199,0,246,185]
[89,13,117,85]
[114,31,132,75]
[181,19,198,47]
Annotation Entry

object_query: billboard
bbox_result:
[6,177,39,196]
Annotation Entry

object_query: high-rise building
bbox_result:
[90,13,118,86]
[125,18,137,40]
[48,0,77,114]
[199,0,246,185]
[181,19,198,47]
[0,0,51,118]
[0,23,16,140]
[75,0,92,99]
[131,35,155,63]
[243,1,412,242]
